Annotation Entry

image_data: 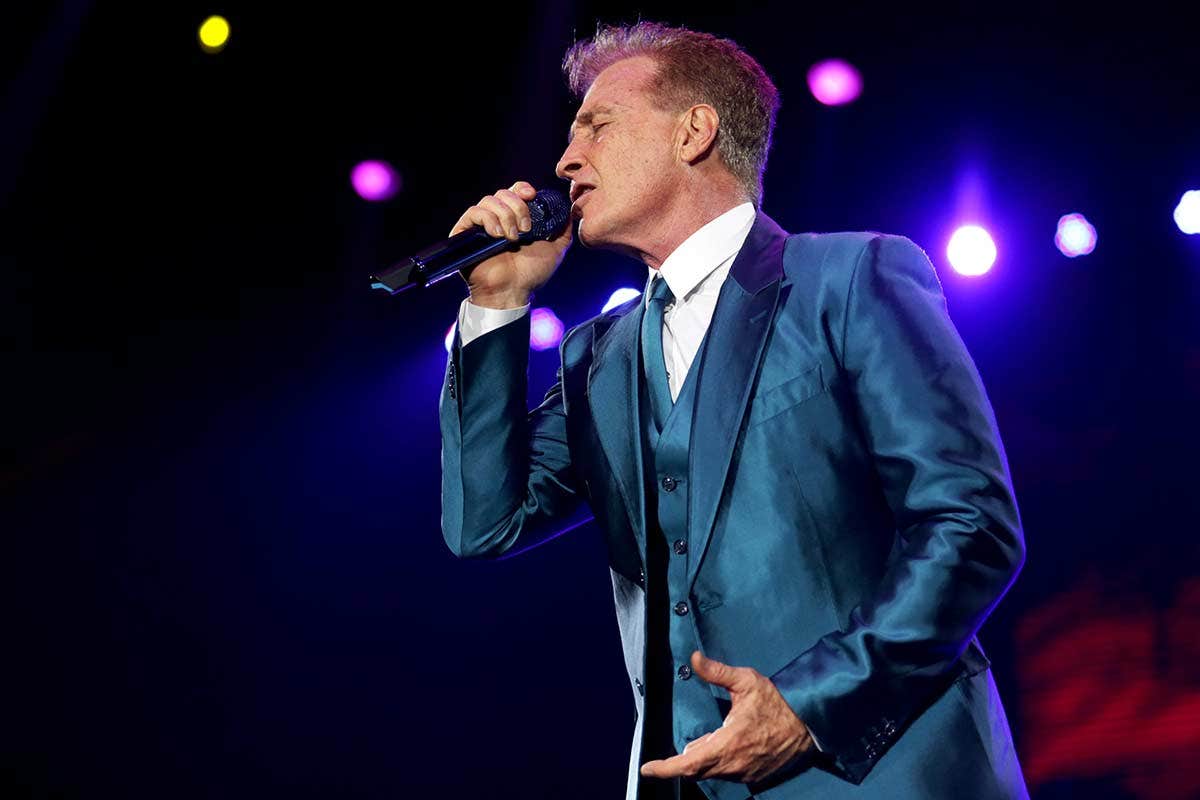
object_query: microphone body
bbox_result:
[370,188,570,295]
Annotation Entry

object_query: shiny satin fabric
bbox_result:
[439,212,1028,799]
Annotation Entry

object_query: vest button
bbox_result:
[672,539,688,555]
[673,601,689,616]
[661,475,678,492]
[677,664,692,680]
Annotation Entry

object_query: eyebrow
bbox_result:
[567,105,619,143]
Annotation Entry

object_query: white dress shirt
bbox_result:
[457,202,757,403]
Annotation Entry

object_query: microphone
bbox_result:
[369,188,571,295]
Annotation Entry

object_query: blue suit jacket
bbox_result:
[440,212,1028,798]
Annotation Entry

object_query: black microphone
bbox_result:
[369,188,571,295]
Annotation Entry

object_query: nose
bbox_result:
[555,139,585,181]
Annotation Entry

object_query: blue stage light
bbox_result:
[602,287,642,313]
[947,225,997,276]
[1175,190,1200,235]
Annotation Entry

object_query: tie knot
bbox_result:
[647,276,674,306]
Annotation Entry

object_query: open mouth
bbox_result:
[571,185,595,209]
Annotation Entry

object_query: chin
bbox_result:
[576,217,606,249]
[577,211,629,252]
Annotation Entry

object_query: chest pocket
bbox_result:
[746,363,826,427]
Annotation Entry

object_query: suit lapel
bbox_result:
[587,299,647,557]
[687,212,789,589]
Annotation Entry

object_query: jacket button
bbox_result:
[672,539,688,555]
[661,475,677,492]
[677,664,692,680]
[673,601,689,616]
[635,678,644,696]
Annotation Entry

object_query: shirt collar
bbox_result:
[646,202,756,305]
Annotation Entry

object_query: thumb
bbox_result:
[509,180,538,199]
[691,650,741,689]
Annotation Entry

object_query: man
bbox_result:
[438,21,1027,800]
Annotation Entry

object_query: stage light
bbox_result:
[198,15,230,53]
[602,287,642,313]
[351,160,401,202]
[444,322,456,354]
[1175,190,1200,235]
[530,308,564,352]
[946,225,997,276]
[806,59,863,106]
[1055,213,1097,257]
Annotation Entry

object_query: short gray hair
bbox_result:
[563,21,780,204]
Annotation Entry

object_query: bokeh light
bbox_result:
[1055,213,1098,257]
[806,59,863,106]
[351,160,401,202]
[530,308,564,351]
[602,287,642,313]
[946,225,997,276]
[1174,190,1200,234]
[198,16,231,54]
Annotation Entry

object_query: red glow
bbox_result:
[1017,577,1200,799]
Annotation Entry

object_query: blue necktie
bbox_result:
[641,275,675,431]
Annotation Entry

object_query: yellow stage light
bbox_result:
[198,16,230,53]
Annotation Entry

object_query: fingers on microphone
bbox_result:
[449,210,481,237]
[480,192,525,240]
[450,184,535,238]
[494,189,532,234]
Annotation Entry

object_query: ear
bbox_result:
[676,104,720,164]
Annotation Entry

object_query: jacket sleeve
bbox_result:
[769,234,1025,782]
[439,311,586,558]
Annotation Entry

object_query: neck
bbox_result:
[634,180,750,270]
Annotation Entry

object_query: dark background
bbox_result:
[4,2,1198,798]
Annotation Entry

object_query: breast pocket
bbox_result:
[746,364,826,427]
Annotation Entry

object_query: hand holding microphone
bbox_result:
[370,182,572,307]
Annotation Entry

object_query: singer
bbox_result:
[437,22,1027,800]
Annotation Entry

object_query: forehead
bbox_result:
[578,55,659,114]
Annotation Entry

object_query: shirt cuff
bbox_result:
[457,298,530,347]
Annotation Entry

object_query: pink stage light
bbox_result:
[444,322,457,354]
[530,308,564,352]
[946,225,997,276]
[806,59,863,106]
[1055,213,1098,257]
[351,160,401,202]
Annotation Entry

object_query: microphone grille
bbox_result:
[528,189,571,240]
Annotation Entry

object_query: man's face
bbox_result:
[556,56,682,253]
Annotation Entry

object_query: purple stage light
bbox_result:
[530,307,564,352]
[1055,213,1097,257]
[806,59,863,106]
[444,321,456,354]
[351,160,401,202]
[602,287,642,313]
[1175,190,1200,235]
[946,225,997,276]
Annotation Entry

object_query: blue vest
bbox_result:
[638,325,727,765]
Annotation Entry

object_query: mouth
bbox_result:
[570,184,596,210]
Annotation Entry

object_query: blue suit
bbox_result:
[440,212,1028,798]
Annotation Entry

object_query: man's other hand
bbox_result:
[639,651,814,784]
